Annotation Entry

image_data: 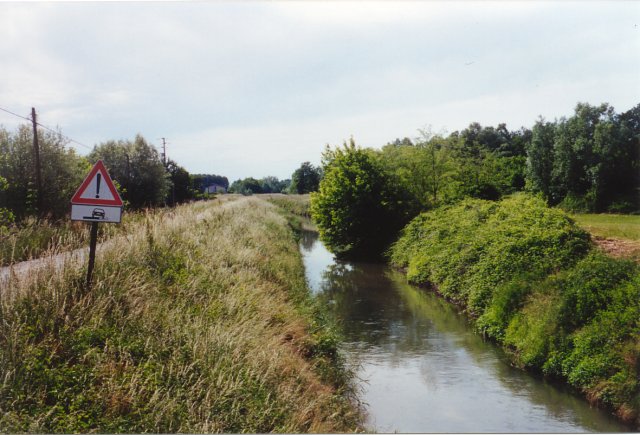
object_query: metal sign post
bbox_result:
[86,221,99,289]
[70,160,123,289]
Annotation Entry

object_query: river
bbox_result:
[299,229,633,433]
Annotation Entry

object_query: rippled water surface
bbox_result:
[299,229,633,433]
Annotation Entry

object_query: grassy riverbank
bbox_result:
[389,194,640,426]
[0,197,360,432]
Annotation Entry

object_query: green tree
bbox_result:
[191,174,229,195]
[165,159,193,205]
[310,139,415,260]
[546,102,640,212]
[289,162,321,194]
[0,174,13,229]
[525,118,556,199]
[90,135,170,208]
[381,130,454,208]
[260,176,289,193]
[0,124,89,220]
[228,177,263,195]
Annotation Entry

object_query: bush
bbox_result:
[557,253,636,330]
[310,140,416,260]
[389,194,591,312]
[390,194,640,423]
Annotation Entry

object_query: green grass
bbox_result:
[572,213,640,241]
[0,197,361,433]
[264,193,311,217]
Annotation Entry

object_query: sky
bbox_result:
[0,1,639,182]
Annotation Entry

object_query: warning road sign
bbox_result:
[71,160,123,207]
[70,160,123,289]
[71,160,123,223]
[71,204,122,223]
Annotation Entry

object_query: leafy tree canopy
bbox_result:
[289,162,322,194]
[90,135,170,209]
[310,139,416,260]
[0,124,89,219]
[228,176,289,195]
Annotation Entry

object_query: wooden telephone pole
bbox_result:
[31,107,43,217]
[161,137,167,165]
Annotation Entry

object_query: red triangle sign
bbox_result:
[71,160,123,206]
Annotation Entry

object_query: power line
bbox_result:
[0,106,31,122]
[34,120,93,150]
[0,105,93,150]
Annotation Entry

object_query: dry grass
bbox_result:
[0,196,360,433]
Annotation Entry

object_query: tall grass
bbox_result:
[264,194,311,217]
[265,194,315,233]
[0,208,174,266]
[0,197,360,432]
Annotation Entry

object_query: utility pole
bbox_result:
[160,137,167,166]
[31,107,43,217]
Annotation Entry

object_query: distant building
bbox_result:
[204,184,226,194]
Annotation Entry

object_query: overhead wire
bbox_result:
[0,106,31,123]
[0,105,93,150]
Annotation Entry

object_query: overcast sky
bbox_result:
[1,1,638,182]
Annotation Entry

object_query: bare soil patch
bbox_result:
[593,236,640,262]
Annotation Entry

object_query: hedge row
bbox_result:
[389,194,640,425]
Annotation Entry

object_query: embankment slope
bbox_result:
[0,197,360,432]
[389,194,640,427]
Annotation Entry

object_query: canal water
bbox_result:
[299,229,633,433]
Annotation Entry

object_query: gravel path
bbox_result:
[0,196,244,291]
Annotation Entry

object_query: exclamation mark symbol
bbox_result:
[96,173,101,198]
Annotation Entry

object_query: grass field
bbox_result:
[572,213,640,241]
[0,196,360,433]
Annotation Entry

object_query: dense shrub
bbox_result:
[390,193,640,423]
[311,140,416,260]
[390,194,591,311]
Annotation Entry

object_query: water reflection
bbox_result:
[300,228,632,433]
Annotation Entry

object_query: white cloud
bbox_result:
[1,1,638,181]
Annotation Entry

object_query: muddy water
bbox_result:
[299,229,632,433]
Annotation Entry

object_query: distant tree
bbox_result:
[191,174,229,195]
[90,135,170,208]
[279,179,292,193]
[310,139,415,260]
[522,102,639,212]
[289,162,322,194]
[381,131,454,208]
[228,177,263,195]
[260,176,289,193]
[525,118,556,199]
[165,159,193,205]
[611,103,640,211]
[385,137,414,148]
